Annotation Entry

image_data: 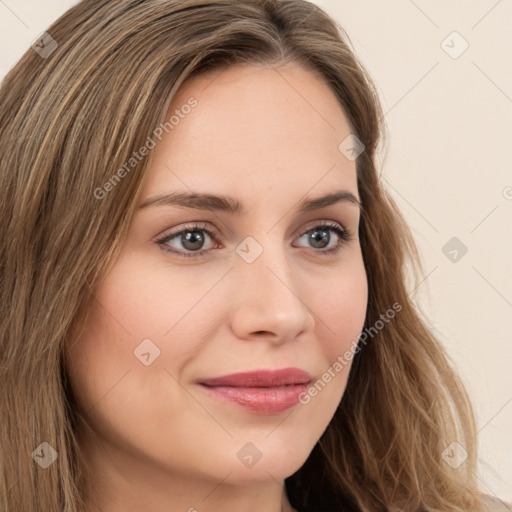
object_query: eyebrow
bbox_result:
[139,189,361,214]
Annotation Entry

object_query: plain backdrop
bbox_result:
[1,0,511,502]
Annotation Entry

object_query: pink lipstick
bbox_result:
[198,368,312,415]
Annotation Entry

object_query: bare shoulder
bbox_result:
[481,495,512,512]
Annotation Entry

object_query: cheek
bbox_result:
[293,256,367,412]
[90,253,222,339]
[313,257,368,361]
[65,254,218,408]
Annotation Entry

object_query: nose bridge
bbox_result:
[236,234,294,300]
[230,234,315,339]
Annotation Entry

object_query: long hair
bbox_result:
[0,1,485,511]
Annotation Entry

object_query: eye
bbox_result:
[156,222,218,258]
[293,222,353,255]
[155,221,353,258]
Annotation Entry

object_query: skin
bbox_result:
[66,62,368,512]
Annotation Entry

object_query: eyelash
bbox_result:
[155,221,353,259]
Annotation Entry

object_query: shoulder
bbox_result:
[481,495,512,512]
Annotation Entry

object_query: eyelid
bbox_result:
[296,218,345,236]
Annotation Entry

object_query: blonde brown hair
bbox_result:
[0,0,486,510]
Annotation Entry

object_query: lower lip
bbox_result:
[198,384,309,414]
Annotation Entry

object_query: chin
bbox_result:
[224,435,315,483]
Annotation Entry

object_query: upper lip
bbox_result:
[198,368,312,387]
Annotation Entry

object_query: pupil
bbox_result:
[183,231,204,250]
[310,229,329,248]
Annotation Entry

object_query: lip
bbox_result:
[199,368,312,387]
[197,368,312,415]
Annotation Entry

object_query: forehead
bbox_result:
[142,63,357,201]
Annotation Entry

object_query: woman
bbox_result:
[0,1,508,511]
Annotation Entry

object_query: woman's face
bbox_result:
[66,63,368,510]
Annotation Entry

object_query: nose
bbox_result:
[229,242,316,344]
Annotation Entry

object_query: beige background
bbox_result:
[1,0,511,502]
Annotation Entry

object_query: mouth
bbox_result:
[197,368,312,415]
